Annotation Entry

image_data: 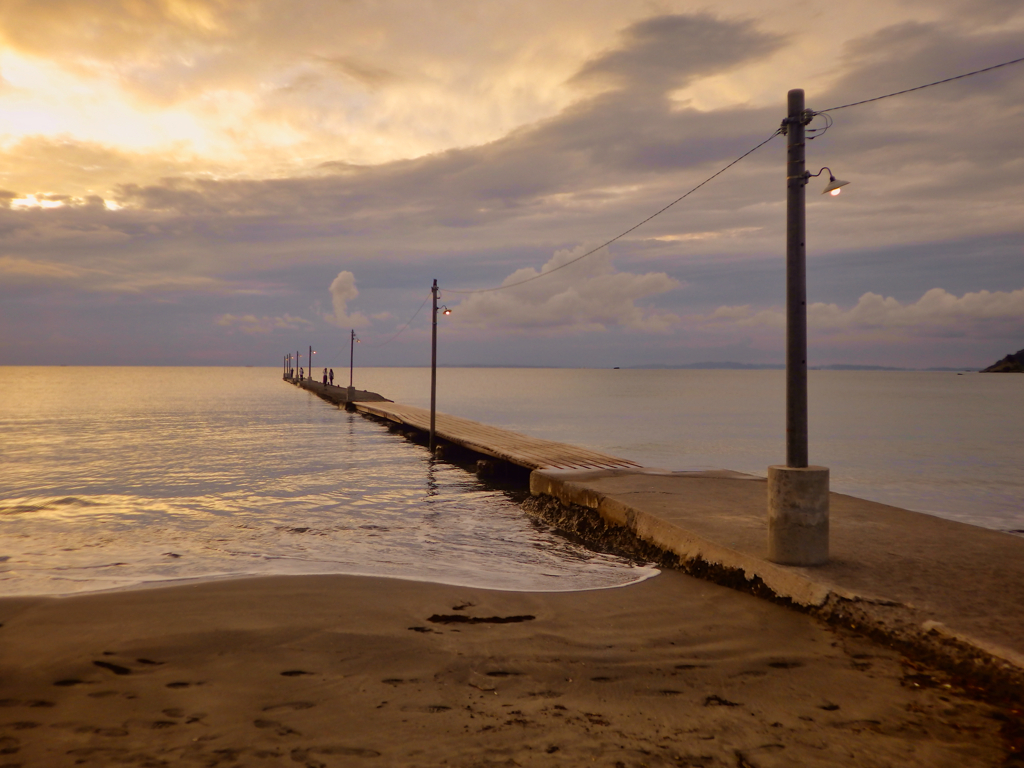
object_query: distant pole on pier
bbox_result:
[430,279,438,452]
[348,329,358,401]
[349,329,356,388]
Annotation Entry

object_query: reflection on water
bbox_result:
[3,364,1021,597]
[0,367,654,596]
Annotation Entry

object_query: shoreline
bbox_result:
[18,564,661,600]
[0,572,1011,766]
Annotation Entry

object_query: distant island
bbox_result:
[981,348,1024,373]
[625,362,974,372]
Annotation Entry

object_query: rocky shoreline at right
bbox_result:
[981,347,1024,372]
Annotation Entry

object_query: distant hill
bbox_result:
[626,362,924,370]
[626,362,961,371]
[627,362,784,370]
[981,348,1024,373]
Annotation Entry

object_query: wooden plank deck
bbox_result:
[353,401,641,471]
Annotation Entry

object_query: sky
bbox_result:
[1,0,1022,369]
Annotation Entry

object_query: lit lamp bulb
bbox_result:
[822,174,850,196]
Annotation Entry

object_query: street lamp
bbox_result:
[810,167,850,196]
[348,329,360,400]
[429,279,452,452]
[767,89,848,567]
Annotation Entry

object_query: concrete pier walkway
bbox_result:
[285,374,392,405]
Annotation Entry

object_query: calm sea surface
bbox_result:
[1,366,1021,596]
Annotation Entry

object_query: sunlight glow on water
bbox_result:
[0,367,654,596]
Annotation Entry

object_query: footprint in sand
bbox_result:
[768,660,804,669]
[704,695,741,707]
[253,718,301,736]
[0,699,53,709]
[93,661,132,676]
[262,702,316,712]
[291,746,381,760]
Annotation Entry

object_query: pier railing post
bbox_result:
[768,88,830,567]
[430,279,438,452]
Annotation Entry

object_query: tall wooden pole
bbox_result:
[430,279,438,452]
[768,87,829,567]
[786,88,809,469]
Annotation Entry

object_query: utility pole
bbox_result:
[348,329,357,401]
[349,329,356,387]
[309,345,313,383]
[430,279,438,452]
[786,88,809,469]
[767,88,829,567]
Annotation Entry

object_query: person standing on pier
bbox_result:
[322,369,328,386]
[329,369,335,387]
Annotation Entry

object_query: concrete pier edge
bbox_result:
[528,467,1024,701]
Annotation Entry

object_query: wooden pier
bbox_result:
[287,374,392,406]
[286,373,639,471]
[353,400,641,471]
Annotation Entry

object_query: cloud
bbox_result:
[2,3,1023,368]
[0,255,80,280]
[570,14,781,96]
[705,287,1024,339]
[325,270,368,327]
[453,244,680,333]
[216,313,311,334]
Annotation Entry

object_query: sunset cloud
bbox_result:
[325,270,369,328]
[0,1,1022,366]
[705,287,1024,339]
[216,313,311,335]
[453,244,680,333]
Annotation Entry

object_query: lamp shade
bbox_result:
[822,176,850,196]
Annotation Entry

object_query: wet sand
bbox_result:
[0,571,1008,767]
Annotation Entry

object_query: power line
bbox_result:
[442,129,783,294]
[819,54,1024,113]
[362,290,432,348]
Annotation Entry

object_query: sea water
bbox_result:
[1,366,1020,596]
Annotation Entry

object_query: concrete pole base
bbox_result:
[346,386,355,401]
[767,465,829,566]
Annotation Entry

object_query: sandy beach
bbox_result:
[0,571,1009,767]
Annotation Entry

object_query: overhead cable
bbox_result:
[819,54,1024,113]
[362,290,432,348]
[441,129,783,294]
